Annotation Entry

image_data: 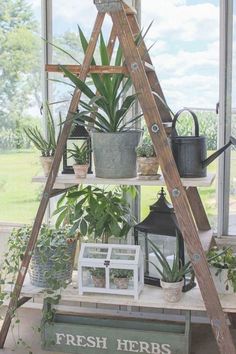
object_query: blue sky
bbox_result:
[28,0,235,111]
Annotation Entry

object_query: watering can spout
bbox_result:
[201,136,236,168]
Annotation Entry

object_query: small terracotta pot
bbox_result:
[92,275,105,288]
[73,164,89,178]
[40,156,54,177]
[160,279,184,303]
[137,157,159,176]
[114,277,129,289]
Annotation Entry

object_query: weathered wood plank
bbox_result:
[126,6,172,123]
[32,173,216,188]
[186,187,211,231]
[111,6,236,354]
[46,64,129,75]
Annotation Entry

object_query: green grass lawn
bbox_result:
[0,150,235,226]
[0,150,42,223]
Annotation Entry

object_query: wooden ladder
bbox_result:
[0,1,235,353]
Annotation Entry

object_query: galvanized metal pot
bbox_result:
[92,131,141,178]
[171,109,236,178]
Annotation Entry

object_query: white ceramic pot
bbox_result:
[73,164,89,178]
[40,156,54,177]
[210,266,234,294]
[160,279,184,303]
[137,157,159,176]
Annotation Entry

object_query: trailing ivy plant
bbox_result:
[0,224,77,353]
[207,246,236,292]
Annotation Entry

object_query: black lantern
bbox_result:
[62,124,92,174]
[134,188,195,292]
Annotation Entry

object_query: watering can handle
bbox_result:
[172,108,200,137]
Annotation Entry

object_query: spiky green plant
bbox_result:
[59,28,142,132]
[136,141,156,157]
[24,104,62,157]
[148,239,192,283]
[67,141,91,165]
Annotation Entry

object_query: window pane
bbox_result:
[141,0,219,231]
[0,0,42,223]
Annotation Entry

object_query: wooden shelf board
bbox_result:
[17,276,236,313]
[32,173,216,189]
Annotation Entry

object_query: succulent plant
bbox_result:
[136,141,156,158]
[67,141,91,165]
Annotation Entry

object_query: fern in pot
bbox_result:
[149,239,192,302]
[59,28,142,178]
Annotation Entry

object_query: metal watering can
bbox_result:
[171,108,236,178]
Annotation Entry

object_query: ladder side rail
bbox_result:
[125,8,172,123]
[185,187,211,231]
[0,12,105,348]
[111,7,236,354]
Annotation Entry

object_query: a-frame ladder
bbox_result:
[0,2,235,353]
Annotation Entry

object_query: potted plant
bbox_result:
[53,185,136,289]
[111,269,133,289]
[59,28,142,178]
[24,104,62,176]
[1,224,77,290]
[149,239,192,302]
[136,138,159,178]
[54,185,136,244]
[67,141,91,178]
[207,246,236,294]
[88,267,105,288]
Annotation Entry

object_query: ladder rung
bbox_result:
[46,64,129,75]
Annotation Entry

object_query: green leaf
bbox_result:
[80,219,87,236]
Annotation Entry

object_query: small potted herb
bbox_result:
[149,239,192,302]
[88,267,105,288]
[136,139,159,178]
[111,269,133,289]
[207,246,236,294]
[24,104,62,176]
[67,141,91,178]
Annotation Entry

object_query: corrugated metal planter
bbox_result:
[42,310,191,354]
[29,240,76,288]
[92,131,141,178]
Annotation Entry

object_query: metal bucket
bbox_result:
[171,109,207,178]
[92,131,141,178]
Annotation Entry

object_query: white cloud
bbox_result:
[142,2,219,42]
